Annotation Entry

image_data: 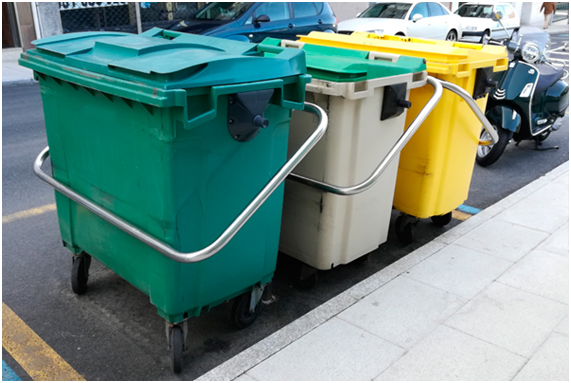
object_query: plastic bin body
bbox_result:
[262,39,426,269]
[20,29,309,323]
[299,32,508,218]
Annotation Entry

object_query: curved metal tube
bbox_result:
[287,76,443,196]
[33,102,328,263]
[438,80,499,146]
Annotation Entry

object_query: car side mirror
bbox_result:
[412,13,423,22]
[254,14,270,24]
[491,12,502,21]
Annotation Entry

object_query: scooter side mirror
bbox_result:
[491,12,502,22]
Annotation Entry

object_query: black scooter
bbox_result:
[476,17,569,167]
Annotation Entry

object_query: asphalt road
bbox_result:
[2,34,569,380]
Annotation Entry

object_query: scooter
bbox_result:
[476,16,569,167]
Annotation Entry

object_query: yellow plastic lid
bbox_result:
[299,32,508,77]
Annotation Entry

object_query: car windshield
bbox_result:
[359,3,412,19]
[193,2,253,21]
[455,4,494,18]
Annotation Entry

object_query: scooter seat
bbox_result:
[533,63,564,97]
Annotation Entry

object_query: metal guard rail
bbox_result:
[287,76,442,196]
[287,77,498,196]
[33,102,328,264]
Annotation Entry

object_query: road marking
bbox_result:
[452,210,472,221]
[2,204,56,224]
[457,204,482,215]
[2,361,21,381]
[2,302,85,381]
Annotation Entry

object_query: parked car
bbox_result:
[455,3,520,42]
[167,2,337,43]
[337,1,462,41]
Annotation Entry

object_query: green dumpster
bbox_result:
[21,28,326,372]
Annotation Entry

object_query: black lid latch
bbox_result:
[381,83,411,121]
[228,89,274,142]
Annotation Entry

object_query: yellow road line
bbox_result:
[2,204,57,224]
[2,302,85,381]
[452,210,472,222]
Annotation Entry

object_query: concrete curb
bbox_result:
[2,79,37,87]
[196,161,570,381]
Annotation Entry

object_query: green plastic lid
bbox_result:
[261,38,426,82]
[20,28,307,90]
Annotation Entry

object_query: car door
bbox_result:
[242,2,293,43]
[427,2,449,39]
[406,2,434,38]
[502,4,519,31]
[291,2,324,36]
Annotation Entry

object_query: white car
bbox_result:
[455,3,520,42]
[337,1,463,41]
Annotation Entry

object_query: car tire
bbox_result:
[480,29,491,43]
[445,29,458,41]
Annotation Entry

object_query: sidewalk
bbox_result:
[198,162,569,381]
[2,48,35,86]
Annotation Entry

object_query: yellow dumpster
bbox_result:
[298,32,508,243]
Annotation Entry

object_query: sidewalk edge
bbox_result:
[195,161,570,381]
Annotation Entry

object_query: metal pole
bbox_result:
[135,2,142,34]
[287,76,442,196]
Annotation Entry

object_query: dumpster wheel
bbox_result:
[168,325,184,373]
[296,263,319,290]
[71,253,91,295]
[430,212,452,227]
[231,292,262,330]
[395,215,416,245]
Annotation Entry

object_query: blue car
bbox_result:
[167,2,337,42]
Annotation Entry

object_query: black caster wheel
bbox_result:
[296,272,318,290]
[296,264,318,290]
[352,254,370,265]
[169,325,184,373]
[395,215,415,245]
[71,253,91,295]
[430,212,452,227]
[231,292,262,330]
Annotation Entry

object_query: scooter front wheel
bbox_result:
[476,125,512,167]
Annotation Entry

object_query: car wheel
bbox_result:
[395,32,406,36]
[445,30,458,41]
[480,29,491,43]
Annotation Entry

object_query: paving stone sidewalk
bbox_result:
[198,162,569,381]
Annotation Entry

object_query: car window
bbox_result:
[254,2,290,21]
[359,3,412,19]
[495,5,506,19]
[245,2,290,24]
[455,4,493,18]
[503,4,516,19]
[437,3,450,15]
[427,2,445,16]
[193,2,253,21]
[293,2,317,18]
[409,2,429,19]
